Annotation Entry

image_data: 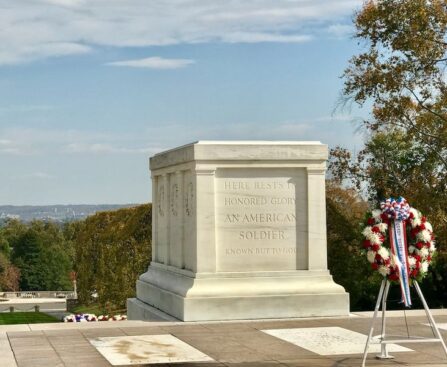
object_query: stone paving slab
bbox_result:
[2,310,447,366]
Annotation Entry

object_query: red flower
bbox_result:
[416,242,424,249]
[371,226,381,233]
[380,213,389,222]
[427,255,432,262]
[421,216,427,223]
[411,228,418,237]
[371,263,379,270]
[363,240,372,249]
[372,244,380,251]
[411,269,419,277]
[409,211,414,219]
[367,218,375,226]
[418,223,426,231]
[389,273,399,281]
[375,254,382,261]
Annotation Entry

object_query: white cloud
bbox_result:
[0,127,163,156]
[327,24,354,39]
[0,0,362,65]
[314,114,356,122]
[0,115,365,159]
[65,142,158,154]
[106,57,195,69]
[17,172,55,180]
[220,32,312,44]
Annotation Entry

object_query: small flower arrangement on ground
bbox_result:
[63,313,127,322]
[97,314,127,321]
[63,313,97,322]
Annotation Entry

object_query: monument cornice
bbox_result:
[150,141,328,170]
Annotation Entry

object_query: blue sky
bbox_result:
[0,0,367,205]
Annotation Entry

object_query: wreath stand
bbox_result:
[361,278,447,367]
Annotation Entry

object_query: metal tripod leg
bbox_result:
[414,281,447,358]
[376,281,393,359]
[362,279,386,367]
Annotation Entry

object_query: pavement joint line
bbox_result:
[5,332,19,367]
[6,311,442,333]
[45,329,70,366]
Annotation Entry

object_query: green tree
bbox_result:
[343,0,447,162]
[331,0,447,307]
[74,204,151,310]
[331,132,447,307]
[11,221,72,291]
[0,223,20,291]
[326,181,380,310]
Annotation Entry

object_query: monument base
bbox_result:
[128,264,349,322]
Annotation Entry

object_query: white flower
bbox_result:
[421,261,429,273]
[362,226,373,238]
[408,256,416,268]
[410,208,420,220]
[367,250,376,263]
[420,247,429,258]
[377,222,388,233]
[378,265,390,276]
[429,242,436,252]
[362,226,382,244]
[425,222,433,232]
[417,230,432,242]
[411,217,422,228]
[408,245,416,254]
[378,247,390,260]
[372,209,382,220]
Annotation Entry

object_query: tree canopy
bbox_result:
[331,0,447,307]
[344,0,447,163]
[10,221,72,291]
[73,204,151,310]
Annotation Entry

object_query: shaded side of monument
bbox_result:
[127,141,349,321]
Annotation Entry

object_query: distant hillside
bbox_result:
[0,204,139,222]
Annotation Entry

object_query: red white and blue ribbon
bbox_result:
[381,197,412,307]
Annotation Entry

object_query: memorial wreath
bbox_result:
[362,197,436,306]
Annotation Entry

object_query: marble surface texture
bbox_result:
[89,334,213,365]
[262,327,413,355]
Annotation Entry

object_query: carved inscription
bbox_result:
[216,169,301,272]
[221,180,296,242]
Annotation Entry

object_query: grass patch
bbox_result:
[0,312,60,325]
[71,303,126,315]
[71,304,105,315]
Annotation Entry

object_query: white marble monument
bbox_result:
[128,141,349,321]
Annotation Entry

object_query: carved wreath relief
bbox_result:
[158,184,165,217]
[185,182,194,217]
[170,183,179,216]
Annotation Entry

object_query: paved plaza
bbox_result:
[1,310,447,366]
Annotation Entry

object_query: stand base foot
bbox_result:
[375,354,394,360]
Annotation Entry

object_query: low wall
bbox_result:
[0,298,67,313]
[1,291,76,299]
